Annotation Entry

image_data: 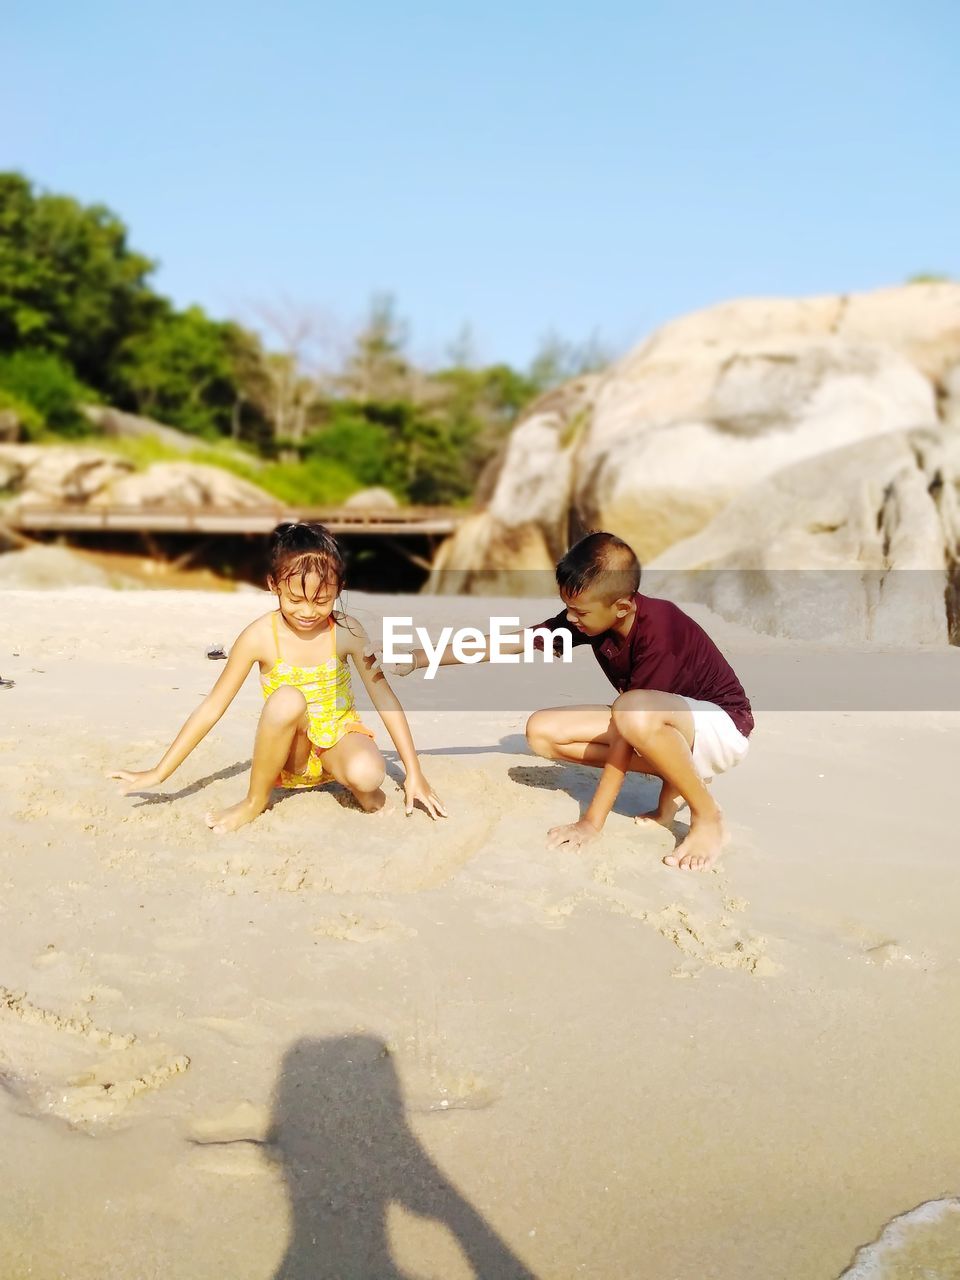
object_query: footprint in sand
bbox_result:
[397,1055,500,1116]
[588,892,781,976]
[862,940,930,970]
[841,922,933,971]
[0,985,189,1129]
[186,1100,273,1178]
[313,914,418,944]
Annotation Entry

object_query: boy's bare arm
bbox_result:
[387,629,532,675]
[546,733,634,851]
[107,626,260,793]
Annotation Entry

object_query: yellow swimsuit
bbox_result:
[261,612,374,789]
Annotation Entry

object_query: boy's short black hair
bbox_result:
[555,531,641,603]
[268,522,346,597]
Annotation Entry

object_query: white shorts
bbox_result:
[682,697,750,781]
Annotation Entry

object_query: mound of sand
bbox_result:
[0,545,142,590]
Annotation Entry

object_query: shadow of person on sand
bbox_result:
[130,759,252,806]
[268,759,410,814]
[507,760,662,821]
[392,732,531,759]
[268,1035,538,1280]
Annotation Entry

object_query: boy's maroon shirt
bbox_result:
[530,593,754,737]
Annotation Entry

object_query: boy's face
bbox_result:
[271,569,339,633]
[561,587,634,636]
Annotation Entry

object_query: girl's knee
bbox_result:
[344,748,385,794]
[263,685,307,724]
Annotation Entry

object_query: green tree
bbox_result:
[114,306,255,438]
[306,408,404,492]
[340,293,412,402]
[0,349,92,436]
[528,329,610,393]
[0,172,160,388]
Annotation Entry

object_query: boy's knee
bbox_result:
[264,685,307,723]
[612,693,665,741]
[525,710,555,758]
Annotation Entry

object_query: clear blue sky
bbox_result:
[4,0,958,368]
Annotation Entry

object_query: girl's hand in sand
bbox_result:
[106,767,163,795]
[404,769,447,819]
[546,818,601,852]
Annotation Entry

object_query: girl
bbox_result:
[108,522,446,832]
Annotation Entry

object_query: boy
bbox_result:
[391,532,753,871]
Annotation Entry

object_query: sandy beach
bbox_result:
[2,586,959,1279]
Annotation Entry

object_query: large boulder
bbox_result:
[91,461,279,509]
[578,337,934,560]
[487,376,599,556]
[432,283,959,576]
[0,444,134,503]
[647,427,960,646]
[0,444,280,511]
[343,486,400,510]
[425,377,597,589]
[81,405,203,454]
[0,545,141,589]
[624,282,960,386]
[427,512,555,596]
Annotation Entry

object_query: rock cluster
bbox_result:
[429,283,960,643]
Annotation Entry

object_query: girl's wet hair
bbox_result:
[268,522,346,598]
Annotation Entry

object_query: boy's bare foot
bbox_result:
[205,798,267,834]
[663,808,729,872]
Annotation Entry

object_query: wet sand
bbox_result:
[1,588,959,1279]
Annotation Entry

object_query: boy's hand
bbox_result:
[362,644,417,678]
[106,767,163,795]
[546,817,601,852]
[384,655,418,677]
[404,769,447,819]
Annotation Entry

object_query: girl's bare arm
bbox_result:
[107,624,261,794]
[344,619,446,819]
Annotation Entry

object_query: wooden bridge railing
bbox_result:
[6,504,465,537]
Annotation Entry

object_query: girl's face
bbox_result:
[272,568,339,634]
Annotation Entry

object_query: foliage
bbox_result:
[97,434,361,505]
[0,385,43,438]
[0,172,159,388]
[528,330,611,393]
[339,293,411,402]
[114,307,255,438]
[0,349,93,436]
[0,172,616,508]
[253,455,361,505]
